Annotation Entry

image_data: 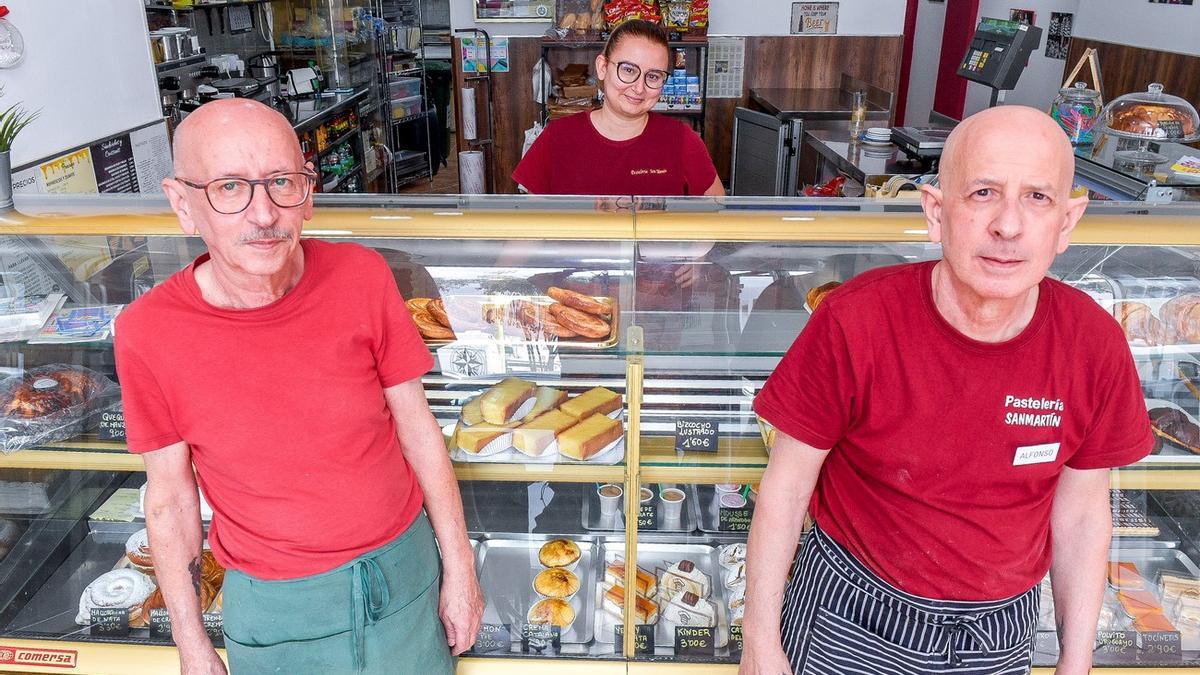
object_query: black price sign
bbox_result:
[149,608,172,640]
[614,624,654,655]
[675,418,718,453]
[638,502,656,530]
[202,613,224,645]
[729,624,744,659]
[472,623,511,654]
[674,625,715,657]
[719,506,754,533]
[89,607,129,637]
[520,623,560,654]
[1095,630,1137,665]
[98,410,127,441]
[1138,631,1183,664]
[1158,119,1184,139]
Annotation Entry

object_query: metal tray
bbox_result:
[414,294,620,350]
[581,483,698,533]
[694,484,756,533]
[595,541,728,649]
[474,536,598,646]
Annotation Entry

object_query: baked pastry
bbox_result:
[76,568,156,625]
[605,559,656,598]
[456,423,513,454]
[405,297,432,314]
[806,281,842,311]
[125,528,153,573]
[1162,572,1200,601]
[602,583,658,624]
[661,560,711,600]
[724,561,746,590]
[560,387,622,420]
[1112,104,1197,138]
[412,309,455,340]
[1108,561,1146,590]
[523,386,568,422]
[513,300,578,338]
[534,567,580,599]
[1134,611,1176,632]
[1150,407,1200,454]
[548,287,613,317]
[1118,588,1164,618]
[557,413,622,460]
[479,378,537,425]
[2,368,98,418]
[135,587,167,628]
[1111,301,1166,346]
[728,585,746,612]
[720,543,746,570]
[547,303,610,339]
[539,539,581,569]
[427,299,452,329]
[513,410,578,457]
[1180,362,1200,400]
[528,598,575,628]
[662,591,716,627]
[460,396,484,427]
[201,549,225,589]
[1162,294,1200,343]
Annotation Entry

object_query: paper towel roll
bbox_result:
[459,150,486,194]
[461,87,477,141]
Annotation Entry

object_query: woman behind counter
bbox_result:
[513,20,724,196]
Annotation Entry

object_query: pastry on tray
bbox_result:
[534,567,580,599]
[125,528,154,574]
[513,410,578,457]
[539,539,581,569]
[661,591,716,628]
[1150,407,1200,454]
[557,413,622,461]
[455,422,514,455]
[605,559,656,598]
[528,598,575,629]
[547,286,613,318]
[76,569,156,626]
[1111,301,1166,347]
[602,583,658,624]
[479,378,537,425]
[661,559,712,600]
[559,387,621,420]
[523,386,568,422]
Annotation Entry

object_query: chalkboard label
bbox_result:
[638,502,656,530]
[614,623,654,655]
[1095,630,1137,664]
[1138,631,1183,664]
[149,608,172,640]
[729,624,744,658]
[674,625,715,657]
[520,623,560,654]
[719,506,754,532]
[472,623,510,654]
[98,410,127,441]
[675,418,718,453]
[202,613,223,645]
[89,607,129,637]
[1158,119,1184,139]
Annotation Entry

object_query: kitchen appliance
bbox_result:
[284,67,319,97]
[248,53,278,80]
[211,78,262,98]
[957,18,1042,106]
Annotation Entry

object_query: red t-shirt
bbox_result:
[114,240,433,580]
[512,111,718,195]
[754,261,1153,601]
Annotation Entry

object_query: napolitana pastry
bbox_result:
[534,567,580,599]
[513,410,579,457]
[125,528,153,573]
[539,539,581,569]
[479,378,537,424]
[547,303,610,339]
[1150,407,1200,454]
[523,386,568,422]
[661,559,711,600]
[76,569,156,625]
[557,413,622,461]
[662,591,717,627]
[560,387,622,420]
[605,559,656,598]
[603,583,659,624]
[528,598,575,628]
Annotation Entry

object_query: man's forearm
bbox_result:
[1050,469,1113,672]
[144,483,208,651]
[744,480,807,646]
[400,409,473,578]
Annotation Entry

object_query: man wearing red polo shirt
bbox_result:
[740,106,1153,675]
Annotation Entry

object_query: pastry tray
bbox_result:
[449,407,627,465]
[474,536,599,646]
[694,484,756,533]
[417,294,620,350]
[581,483,698,533]
[595,541,729,649]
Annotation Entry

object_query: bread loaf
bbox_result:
[557,413,622,460]
[560,387,621,420]
[513,410,578,456]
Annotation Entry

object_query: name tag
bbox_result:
[1013,442,1060,466]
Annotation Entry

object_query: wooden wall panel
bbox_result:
[1066,38,1200,110]
[455,35,904,193]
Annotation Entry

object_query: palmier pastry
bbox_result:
[1150,407,1200,454]
[125,528,154,572]
[547,303,610,339]
[427,299,453,329]
[201,549,225,589]
[1111,301,1166,347]
[534,567,580,599]
[405,297,432,313]
[539,539,581,569]
[514,301,577,338]
[547,287,612,317]
[76,568,156,626]
[528,598,575,628]
[412,310,455,340]
[806,281,842,311]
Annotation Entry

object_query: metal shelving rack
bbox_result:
[375,0,435,191]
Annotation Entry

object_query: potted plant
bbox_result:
[0,84,39,209]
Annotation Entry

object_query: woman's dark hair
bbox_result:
[602,19,669,58]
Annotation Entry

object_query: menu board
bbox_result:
[12,120,171,197]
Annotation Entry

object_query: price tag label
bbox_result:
[202,613,224,645]
[148,608,172,640]
[675,418,718,453]
[674,625,715,657]
[472,623,511,654]
[1095,630,1137,665]
[614,624,654,655]
[729,624,744,659]
[89,607,129,637]
[719,506,753,532]
[1138,631,1183,664]
[97,410,127,441]
[637,502,656,530]
[520,623,560,655]
[1159,119,1184,139]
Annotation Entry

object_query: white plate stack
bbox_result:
[861,127,892,146]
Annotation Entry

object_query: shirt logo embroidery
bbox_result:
[630,168,668,175]
[1013,442,1061,466]
[1003,394,1064,428]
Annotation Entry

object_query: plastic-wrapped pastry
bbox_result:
[662,591,716,628]
[602,583,658,624]
[1,367,99,418]
[719,543,746,570]
[76,569,156,625]
[661,559,711,600]
[1111,301,1167,346]
[724,561,746,590]
[605,559,656,598]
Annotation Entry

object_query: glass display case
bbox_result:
[0,193,1199,674]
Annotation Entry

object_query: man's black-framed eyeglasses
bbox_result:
[613,61,668,90]
[176,171,317,215]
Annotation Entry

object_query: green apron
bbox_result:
[222,512,454,674]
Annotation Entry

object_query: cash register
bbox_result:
[957,17,1043,107]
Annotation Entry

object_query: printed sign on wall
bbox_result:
[791,2,838,34]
